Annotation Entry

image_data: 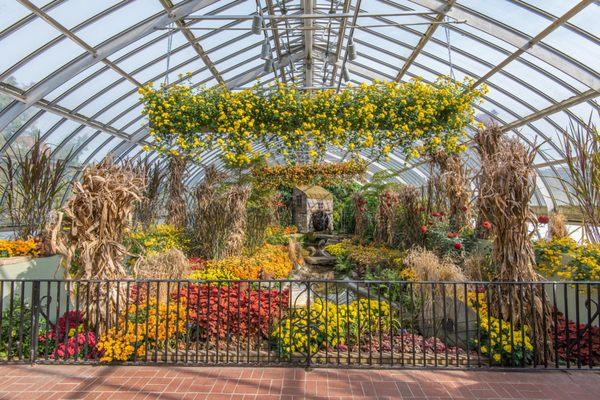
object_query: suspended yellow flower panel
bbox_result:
[139,77,487,167]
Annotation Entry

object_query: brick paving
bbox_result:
[0,365,598,400]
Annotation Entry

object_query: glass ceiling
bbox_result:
[0,0,598,211]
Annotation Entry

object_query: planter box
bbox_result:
[541,278,599,327]
[0,255,70,322]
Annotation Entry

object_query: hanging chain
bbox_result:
[444,16,455,80]
[164,21,174,87]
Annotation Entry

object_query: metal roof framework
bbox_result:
[0,0,597,211]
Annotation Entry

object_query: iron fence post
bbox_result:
[30,281,40,365]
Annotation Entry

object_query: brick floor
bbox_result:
[0,365,598,400]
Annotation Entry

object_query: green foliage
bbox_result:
[0,299,33,360]
[325,182,361,233]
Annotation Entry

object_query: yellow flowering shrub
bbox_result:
[139,78,487,167]
[128,224,189,256]
[96,298,187,362]
[0,239,39,257]
[467,292,534,366]
[272,298,393,355]
[188,267,237,282]
[189,244,293,281]
[535,238,600,281]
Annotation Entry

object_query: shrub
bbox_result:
[174,283,289,340]
[0,299,33,359]
[128,224,189,257]
[96,297,187,362]
[535,238,600,281]
[325,240,404,278]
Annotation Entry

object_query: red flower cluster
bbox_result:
[420,225,428,233]
[454,242,463,250]
[482,221,492,230]
[38,311,96,360]
[538,214,550,224]
[174,283,290,340]
[552,312,600,366]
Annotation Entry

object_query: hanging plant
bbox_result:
[139,77,487,167]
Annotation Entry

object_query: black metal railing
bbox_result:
[0,279,598,369]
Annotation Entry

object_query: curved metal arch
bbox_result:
[372,0,599,94]
[0,0,68,41]
[0,0,226,131]
[400,0,599,91]
[3,2,283,166]
[58,37,294,171]
[0,0,136,82]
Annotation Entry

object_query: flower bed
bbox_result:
[467,291,534,366]
[188,243,293,281]
[535,238,600,281]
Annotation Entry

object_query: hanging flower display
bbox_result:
[139,77,487,167]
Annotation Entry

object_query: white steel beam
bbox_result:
[471,0,594,89]
[159,0,224,84]
[302,0,315,87]
[16,0,142,87]
[500,89,598,132]
[0,0,221,132]
[395,0,456,82]
[406,0,600,91]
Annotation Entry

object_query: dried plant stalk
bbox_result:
[479,135,553,361]
[374,187,399,246]
[191,166,251,259]
[431,151,471,232]
[50,159,144,329]
[548,211,568,240]
[396,185,425,249]
[132,157,164,227]
[352,193,368,239]
[474,125,502,238]
[404,247,466,321]
[166,155,187,226]
[133,248,190,302]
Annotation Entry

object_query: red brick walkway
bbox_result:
[0,365,598,400]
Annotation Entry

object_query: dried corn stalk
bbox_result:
[166,155,187,226]
[431,151,471,232]
[191,165,251,259]
[132,157,164,227]
[51,159,144,329]
[549,211,568,240]
[374,187,399,246]
[479,136,553,362]
[474,125,502,237]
